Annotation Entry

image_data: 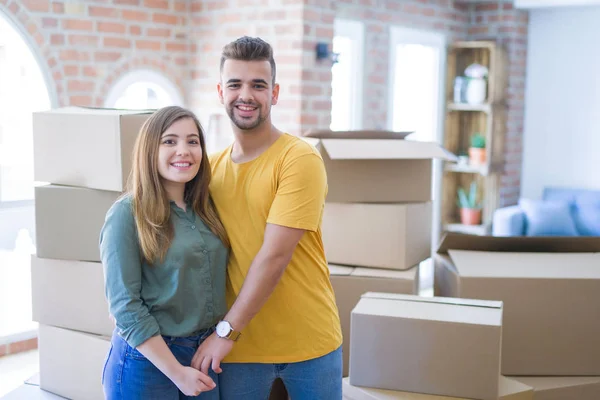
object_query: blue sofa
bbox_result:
[492,187,600,236]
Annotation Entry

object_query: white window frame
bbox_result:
[332,19,365,130]
[104,69,184,109]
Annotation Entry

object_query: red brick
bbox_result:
[52,2,64,13]
[174,57,187,66]
[300,114,318,125]
[312,100,331,111]
[122,10,149,21]
[421,7,435,17]
[104,37,132,48]
[7,338,38,354]
[404,4,419,14]
[0,344,6,357]
[83,66,97,77]
[166,42,187,52]
[136,40,162,51]
[64,65,79,76]
[115,0,140,4]
[69,95,93,105]
[147,28,171,37]
[59,49,89,62]
[468,26,489,35]
[144,0,169,8]
[42,18,58,28]
[95,51,122,62]
[69,34,99,46]
[475,3,498,11]
[206,1,227,10]
[503,2,514,10]
[316,27,333,38]
[8,1,19,13]
[68,80,95,92]
[63,19,93,31]
[153,13,178,25]
[130,25,142,36]
[22,0,49,12]
[52,70,62,81]
[47,57,57,68]
[175,1,187,12]
[98,22,126,34]
[191,2,203,12]
[89,6,118,18]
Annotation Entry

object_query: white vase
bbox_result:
[465,78,487,105]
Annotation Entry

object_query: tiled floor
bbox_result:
[0,350,39,398]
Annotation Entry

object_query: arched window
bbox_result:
[104,69,183,110]
[0,11,53,340]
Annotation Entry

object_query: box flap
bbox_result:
[354,292,502,326]
[437,232,600,255]
[328,264,354,276]
[38,106,153,116]
[498,376,533,397]
[303,129,413,140]
[448,250,600,279]
[513,376,600,391]
[342,377,468,399]
[350,267,416,280]
[319,139,456,161]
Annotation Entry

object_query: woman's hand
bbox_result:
[172,365,216,396]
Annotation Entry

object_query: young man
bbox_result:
[191,36,343,399]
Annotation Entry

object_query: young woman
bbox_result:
[100,106,230,399]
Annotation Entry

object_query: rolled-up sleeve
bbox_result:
[99,200,160,348]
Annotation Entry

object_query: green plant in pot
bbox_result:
[469,133,486,166]
[457,181,482,225]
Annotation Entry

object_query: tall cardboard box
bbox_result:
[349,293,503,400]
[33,107,151,192]
[435,233,600,376]
[323,202,432,270]
[330,264,417,376]
[32,256,113,336]
[303,133,455,203]
[343,376,533,400]
[512,376,600,400]
[35,184,121,262]
[39,324,110,400]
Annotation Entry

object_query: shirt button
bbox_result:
[191,225,196,229]
[205,278,210,284]
[202,249,207,254]
[207,306,213,311]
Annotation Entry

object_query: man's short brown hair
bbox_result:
[220,36,276,85]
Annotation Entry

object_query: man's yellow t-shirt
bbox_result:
[209,133,343,363]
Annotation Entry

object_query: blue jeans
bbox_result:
[102,329,219,400]
[219,346,343,400]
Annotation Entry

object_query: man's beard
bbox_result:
[227,102,270,131]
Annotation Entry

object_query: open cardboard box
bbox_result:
[349,293,503,400]
[302,131,455,203]
[435,233,600,376]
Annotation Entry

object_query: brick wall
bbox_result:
[466,0,529,206]
[0,0,526,196]
[0,0,191,108]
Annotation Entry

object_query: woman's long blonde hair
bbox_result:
[127,106,229,264]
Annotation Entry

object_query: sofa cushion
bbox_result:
[573,198,600,236]
[519,199,579,236]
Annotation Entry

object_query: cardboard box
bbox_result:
[342,376,533,400]
[322,202,431,270]
[32,256,113,336]
[435,233,600,376]
[33,107,151,191]
[330,264,417,376]
[512,376,600,400]
[39,324,110,400]
[303,133,455,203]
[35,184,121,262]
[349,293,503,400]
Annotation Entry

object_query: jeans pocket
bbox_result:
[102,344,113,385]
[125,343,148,361]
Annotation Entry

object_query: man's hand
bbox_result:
[191,332,234,375]
[171,365,216,397]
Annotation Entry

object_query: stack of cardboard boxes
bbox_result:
[304,131,454,377]
[31,107,150,400]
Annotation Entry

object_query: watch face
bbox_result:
[216,321,231,337]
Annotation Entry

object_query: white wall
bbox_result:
[521,6,600,199]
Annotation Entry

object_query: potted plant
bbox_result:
[469,133,486,166]
[457,182,482,225]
